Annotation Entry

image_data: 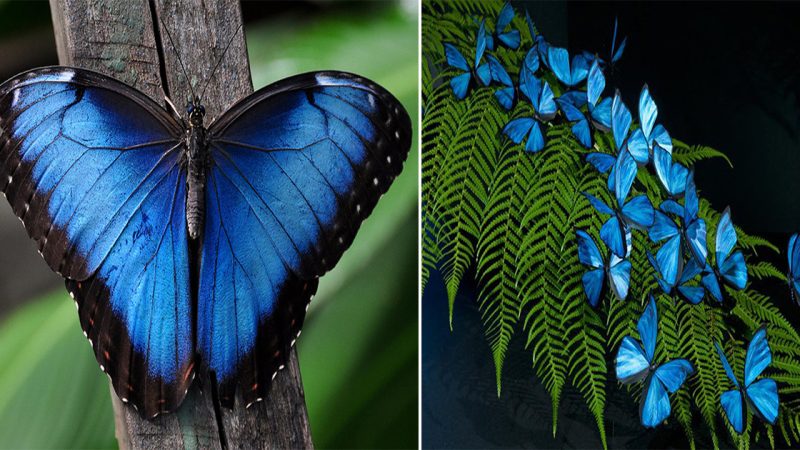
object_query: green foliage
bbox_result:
[422,0,800,448]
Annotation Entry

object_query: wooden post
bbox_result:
[48,0,314,448]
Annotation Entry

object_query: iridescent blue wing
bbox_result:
[638,296,658,363]
[653,143,688,196]
[716,207,737,265]
[523,47,540,74]
[611,91,632,151]
[744,327,772,387]
[586,153,615,174]
[721,389,745,433]
[556,97,591,148]
[536,80,558,119]
[702,264,724,303]
[443,44,471,100]
[654,359,693,393]
[600,216,627,258]
[0,67,191,418]
[202,72,411,407]
[789,234,800,304]
[487,55,513,87]
[493,3,520,49]
[720,251,747,289]
[614,148,637,205]
[715,342,740,388]
[610,18,627,63]
[615,336,649,383]
[608,255,631,301]
[587,61,605,109]
[654,235,682,290]
[582,192,614,216]
[641,373,671,428]
[576,229,604,306]
[638,85,658,139]
[621,194,655,229]
[746,378,779,425]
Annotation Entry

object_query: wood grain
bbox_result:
[47,0,314,448]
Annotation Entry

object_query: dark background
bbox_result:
[423,1,800,449]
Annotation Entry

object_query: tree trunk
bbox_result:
[47,0,314,448]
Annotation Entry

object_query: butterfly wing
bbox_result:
[721,389,745,433]
[0,67,191,417]
[586,153,615,174]
[621,194,655,229]
[746,378,779,425]
[789,234,800,303]
[548,46,573,86]
[716,207,737,266]
[615,336,650,383]
[720,251,747,289]
[638,85,658,139]
[503,118,535,145]
[614,148,638,205]
[655,235,683,290]
[744,327,772,387]
[202,72,411,406]
[654,359,693,393]
[701,265,724,303]
[537,81,558,120]
[608,255,631,301]
[653,143,687,196]
[640,374,671,428]
[494,3,520,49]
[600,216,627,258]
[611,91,632,151]
[556,98,591,148]
[443,44,471,100]
[587,61,605,108]
[639,296,658,363]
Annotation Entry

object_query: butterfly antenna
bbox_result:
[159,17,197,101]
[199,22,244,103]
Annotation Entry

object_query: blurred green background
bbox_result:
[0,1,418,448]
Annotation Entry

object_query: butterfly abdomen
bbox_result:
[186,122,207,240]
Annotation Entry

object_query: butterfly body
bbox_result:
[185,101,210,240]
[0,67,411,417]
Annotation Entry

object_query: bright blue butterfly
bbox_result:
[627,85,673,164]
[715,328,779,434]
[502,69,556,152]
[553,60,612,146]
[585,91,633,188]
[615,296,694,428]
[576,229,631,307]
[443,21,491,100]
[525,10,550,68]
[487,55,517,110]
[788,233,800,305]
[653,142,689,197]
[547,46,591,88]
[584,144,654,257]
[486,2,521,50]
[648,173,707,289]
[647,252,705,305]
[609,18,627,65]
[0,67,410,418]
[700,207,747,303]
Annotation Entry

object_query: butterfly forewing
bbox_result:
[203,71,411,407]
[0,67,191,417]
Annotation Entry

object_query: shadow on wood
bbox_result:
[47,0,314,448]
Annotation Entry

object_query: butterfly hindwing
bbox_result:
[0,67,191,418]
[202,72,411,407]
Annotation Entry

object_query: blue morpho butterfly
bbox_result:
[653,142,689,198]
[609,18,627,66]
[502,69,557,152]
[648,172,708,289]
[554,60,612,148]
[525,10,550,69]
[494,41,542,111]
[547,46,591,88]
[627,85,673,164]
[585,90,633,191]
[443,21,491,100]
[647,252,705,305]
[715,328,779,433]
[486,2,521,51]
[788,233,800,305]
[0,62,411,417]
[575,229,631,307]
[699,207,747,303]
[615,296,694,428]
[583,149,655,258]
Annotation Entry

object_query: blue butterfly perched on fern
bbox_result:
[699,207,748,303]
[627,85,673,164]
[576,229,631,307]
[502,68,556,152]
[648,172,708,289]
[715,328,779,434]
[615,297,694,428]
[648,253,705,305]
[583,149,654,258]
[788,233,800,305]
[486,2,520,50]
[443,21,491,99]
[585,91,633,188]
[554,60,613,148]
